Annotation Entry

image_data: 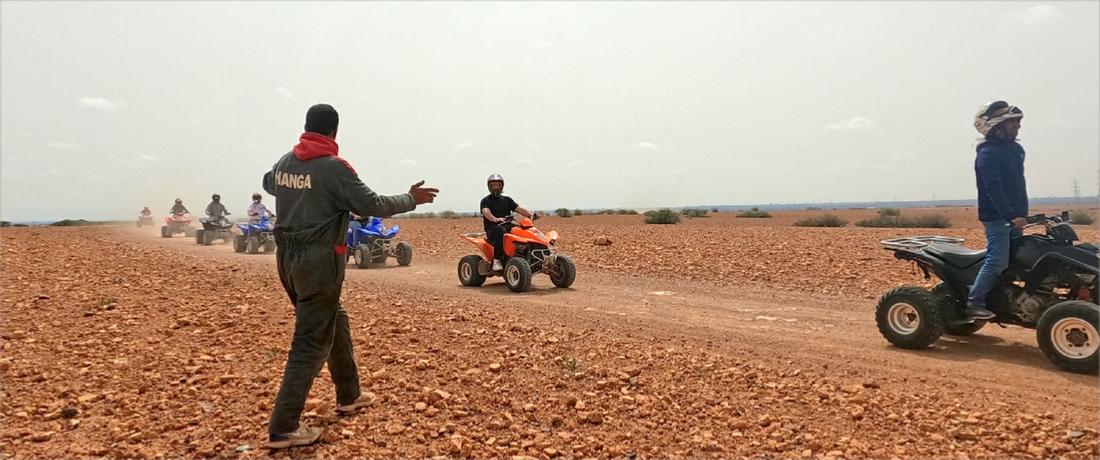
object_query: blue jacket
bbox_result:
[974,138,1028,223]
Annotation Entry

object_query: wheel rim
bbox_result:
[888,302,920,335]
[460,263,472,281]
[355,249,363,265]
[1050,317,1099,359]
[506,265,520,285]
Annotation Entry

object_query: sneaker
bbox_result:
[965,303,996,320]
[335,392,376,415]
[266,425,323,450]
[492,259,503,271]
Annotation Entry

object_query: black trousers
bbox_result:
[268,245,361,435]
[487,223,515,261]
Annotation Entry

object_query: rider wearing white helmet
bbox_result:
[247,192,275,224]
[966,100,1028,321]
[481,174,539,271]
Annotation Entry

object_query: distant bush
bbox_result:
[856,213,951,228]
[644,208,681,224]
[805,207,822,211]
[1070,211,1094,225]
[616,209,639,215]
[681,208,709,218]
[737,207,772,218]
[878,208,901,217]
[398,212,438,219]
[554,208,573,218]
[51,219,94,227]
[794,214,848,227]
[573,209,585,216]
[0,221,8,227]
[595,209,617,215]
[711,208,720,213]
[439,210,462,219]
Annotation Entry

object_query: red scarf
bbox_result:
[292,132,356,174]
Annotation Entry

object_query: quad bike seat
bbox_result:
[925,243,986,268]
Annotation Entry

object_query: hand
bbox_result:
[496,217,507,223]
[1010,217,1028,228]
[408,180,439,205]
[532,213,541,220]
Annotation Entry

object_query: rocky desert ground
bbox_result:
[2,206,1098,459]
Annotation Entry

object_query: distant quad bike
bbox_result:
[877,212,1099,374]
[137,214,154,227]
[345,217,412,268]
[457,213,576,293]
[195,214,234,246]
[233,215,276,254]
[161,212,195,238]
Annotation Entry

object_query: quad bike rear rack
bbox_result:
[881,236,965,249]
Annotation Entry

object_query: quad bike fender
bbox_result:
[463,234,495,261]
[545,230,559,243]
[1025,253,1100,300]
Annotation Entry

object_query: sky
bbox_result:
[2,2,1098,222]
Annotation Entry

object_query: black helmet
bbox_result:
[175,198,182,204]
[252,192,262,201]
[487,174,504,196]
[212,193,220,201]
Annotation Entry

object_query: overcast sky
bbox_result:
[2,2,1098,221]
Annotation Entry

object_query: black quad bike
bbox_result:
[876,212,1099,374]
[195,214,234,246]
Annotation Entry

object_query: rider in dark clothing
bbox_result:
[140,207,152,217]
[169,198,189,214]
[480,174,538,271]
[260,103,438,449]
[205,193,230,219]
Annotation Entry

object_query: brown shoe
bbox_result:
[336,392,376,415]
[266,425,323,450]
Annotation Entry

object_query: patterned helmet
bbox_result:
[487,174,504,195]
[974,101,1023,136]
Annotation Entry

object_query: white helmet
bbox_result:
[973,100,1023,136]
[487,174,504,196]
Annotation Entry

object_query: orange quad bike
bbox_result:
[458,213,576,292]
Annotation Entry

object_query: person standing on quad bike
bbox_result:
[260,103,438,449]
[205,193,231,220]
[169,198,189,215]
[965,100,1029,320]
[480,174,539,272]
[247,192,275,224]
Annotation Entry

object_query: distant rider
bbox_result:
[205,193,231,221]
[170,198,189,215]
[480,174,539,271]
[140,207,152,217]
[248,192,275,224]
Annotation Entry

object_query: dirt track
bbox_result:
[2,211,1098,459]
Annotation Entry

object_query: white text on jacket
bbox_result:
[276,171,312,190]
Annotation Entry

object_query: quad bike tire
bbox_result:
[161,226,170,238]
[355,245,372,269]
[931,283,986,336]
[396,242,413,266]
[875,286,944,350]
[504,257,533,293]
[1036,300,1099,375]
[264,240,276,252]
[194,229,204,244]
[203,231,214,246]
[246,236,260,254]
[549,254,576,289]
[233,235,246,253]
[458,255,487,287]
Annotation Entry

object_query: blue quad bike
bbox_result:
[345,217,412,268]
[195,213,234,246]
[877,212,1099,374]
[233,215,276,254]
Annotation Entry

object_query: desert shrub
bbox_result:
[793,214,848,227]
[711,208,720,213]
[1070,211,1094,225]
[616,209,639,215]
[855,214,951,228]
[644,208,681,224]
[0,221,8,227]
[439,210,461,219]
[573,209,585,216]
[51,219,93,226]
[681,208,709,218]
[878,208,901,217]
[737,207,772,218]
[554,208,573,218]
[805,207,822,211]
[912,215,952,228]
[399,212,437,219]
